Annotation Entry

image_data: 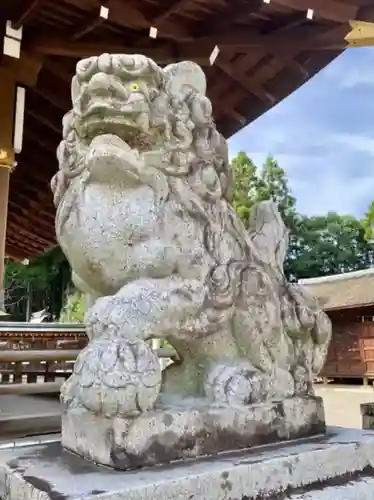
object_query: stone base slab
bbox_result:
[2,428,374,499]
[61,396,325,469]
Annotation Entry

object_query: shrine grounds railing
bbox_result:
[0,322,177,438]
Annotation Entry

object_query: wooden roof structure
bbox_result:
[300,268,374,311]
[2,0,374,260]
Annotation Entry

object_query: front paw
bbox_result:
[205,362,270,406]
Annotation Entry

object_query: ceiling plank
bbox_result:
[71,6,108,40]
[31,22,349,63]
[8,200,55,229]
[188,23,349,51]
[152,0,192,24]
[29,36,176,61]
[42,58,74,83]
[33,85,71,111]
[358,6,374,23]
[29,36,217,65]
[25,108,61,135]
[197,0,263,36]
[7,219,52,246]
[268,0,358,24]
[5,244,29,261]
[217,57,276,104]
[12,0,48,29]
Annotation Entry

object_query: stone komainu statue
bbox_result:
[51,53,331,469]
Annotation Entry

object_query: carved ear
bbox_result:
[163,61,207,98]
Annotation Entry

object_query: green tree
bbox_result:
[363,200,374,241]
[230,152,373,280]
[5,246,70,319]
[59,290,85,323]
[289,213,373,279]
[231,152,297,229]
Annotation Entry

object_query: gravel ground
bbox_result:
[315,384,374,428]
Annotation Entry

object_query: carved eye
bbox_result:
[129,82,139,91]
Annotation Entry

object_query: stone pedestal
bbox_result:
[2,428,374,500]
[62,396,325,469]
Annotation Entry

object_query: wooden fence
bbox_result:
[0,322,177,439]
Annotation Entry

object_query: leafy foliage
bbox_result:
[231,151,374,280]
[59,290,85,323]
[363,200,374,242]
[5,246,67,292]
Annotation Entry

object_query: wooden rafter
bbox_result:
[7,219,52,246]
[268,0,358,23]
[359,6,374,23]
[5,244,29,261]
[24,127,58,153]
[26,108,61,135]
[71,5,108,41]
[217,57,276,105]
[29,37,179,62]
[8,200,55,229]
[33,85,71,111]
[190,23,349,51]
[197,0,263,36]
[12,0,47,29]
[43,58,73,83]
[152,0,192,24]
[29,22,350,62]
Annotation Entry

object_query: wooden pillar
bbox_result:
[0,69,16,316]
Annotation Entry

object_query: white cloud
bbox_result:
[227,48,374,218]
[330,133,374,156]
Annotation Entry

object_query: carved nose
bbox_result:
[97,53,112,73]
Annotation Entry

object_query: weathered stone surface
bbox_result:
[62,396,325,468]
[2,428,374,500]
[51,53,332,468]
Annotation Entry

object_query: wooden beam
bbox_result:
[7,220,52,246]
[197,0,263,36]
[29,36,175,60]
[6,231,45,253]
[43,58,73,83]
[63,0,192,41]
[152,0,192,24]
[2,51,43,87]
[25,108,61,136]
[5,244,27,261]
[24,126,59,153]
[7,211,54,242]
[8,200,54,231]
[189,24,349,52]
[29,36,216,65]
[268,0,358,24]
[12,0,48,30]
[359,6,374,23]
[71,6,108,41]
[33,85,71,111]
[217,57,276,104]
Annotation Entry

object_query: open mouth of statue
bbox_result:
[76,97,150,150]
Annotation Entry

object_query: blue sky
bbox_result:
[228,47,374,218]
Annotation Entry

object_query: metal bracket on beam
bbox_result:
[345,20,374,47]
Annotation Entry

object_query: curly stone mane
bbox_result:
[51,55,260,335]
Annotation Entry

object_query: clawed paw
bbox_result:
[205,363,270,406]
